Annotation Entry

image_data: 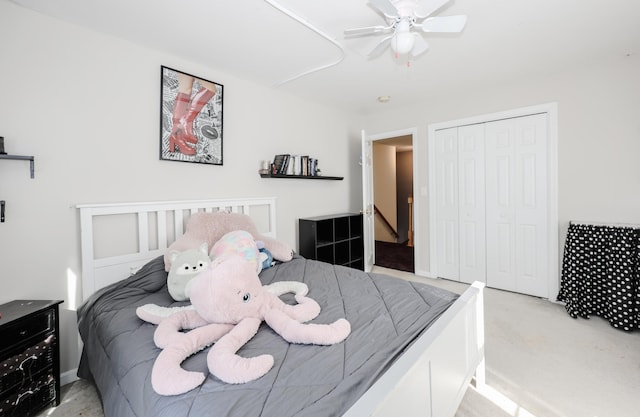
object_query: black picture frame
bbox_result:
[160,66,223,165]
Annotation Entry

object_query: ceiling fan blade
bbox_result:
[419,15,467,32]
[344,25,393,38]
[414,0,451,19]
[367,0,399,17]
[367,35,393,57]
[410,34,430,57]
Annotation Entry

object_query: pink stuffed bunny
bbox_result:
[137,255,350,395]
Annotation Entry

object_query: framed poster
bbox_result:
[160,66,223,165]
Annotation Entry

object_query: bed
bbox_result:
[76,197,485,417]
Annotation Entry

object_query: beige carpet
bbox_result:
[38,266,640,417]
[36,378,102,417]
[377,267,640,417]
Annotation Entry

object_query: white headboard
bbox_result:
[77,197,277,302]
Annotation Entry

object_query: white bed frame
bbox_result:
[77,197,485,417]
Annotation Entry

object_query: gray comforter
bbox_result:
[77,255,458,417]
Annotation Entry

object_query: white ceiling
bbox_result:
[10,0,640,114]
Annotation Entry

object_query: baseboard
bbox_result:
[414,268,436,279]
[61,368,79,386]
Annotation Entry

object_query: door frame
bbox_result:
[427,102,559,300]
[363,127,418,272]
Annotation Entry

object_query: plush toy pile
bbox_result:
[163,211,293,271]
[137,211,351,395]
[164,212,293,302]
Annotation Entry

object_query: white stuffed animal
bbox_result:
[167,243,210,301]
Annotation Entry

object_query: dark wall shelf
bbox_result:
[299,213,364,270]
[0,154,35,178]
[260,174,343,180]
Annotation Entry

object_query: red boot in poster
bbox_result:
[180,87,216,140]
[168,92,197,154]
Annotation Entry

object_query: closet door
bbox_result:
[457,124,486,284]
[434,125,486,283]
[485,114,548,297]
[434,127,460,280]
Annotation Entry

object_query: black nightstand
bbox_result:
[0,300,63,416]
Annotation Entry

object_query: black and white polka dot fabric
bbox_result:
[558,223,640,331]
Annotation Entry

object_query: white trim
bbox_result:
[547,103,560,301]
[365,127,419,273]
[367,127,417,141]
[428,103,559,300]
[428,102,557,131]
[60,369,79,386]
[428,129,438,279]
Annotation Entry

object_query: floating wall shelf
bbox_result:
[260,174,343,180]
[0,154,35,178]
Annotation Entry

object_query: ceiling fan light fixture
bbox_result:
[391,32,415,55]
[345,0,466,60]
[390,17,415,55]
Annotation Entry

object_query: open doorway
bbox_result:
[372,135,414,273]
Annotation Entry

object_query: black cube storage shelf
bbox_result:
[298,213,364,271]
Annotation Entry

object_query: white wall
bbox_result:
[0,1,359,375]
[373,143,397,242]
[360,53,640,278]
[4,0,638,380]
[396,150,413,244]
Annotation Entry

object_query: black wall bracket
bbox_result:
[0,154,35,178]
[1,200,5,223]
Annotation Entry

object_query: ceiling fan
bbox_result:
[344,0,467,59]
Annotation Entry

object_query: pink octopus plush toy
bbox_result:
[136,255,351,396]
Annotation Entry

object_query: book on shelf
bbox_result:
[272,154,289,175]
[272,154,282,174]
[310,158,317,176]
[285,156,295,175]
[289,155,298,176]
[269,154,320,176]
[280,154,291,174]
